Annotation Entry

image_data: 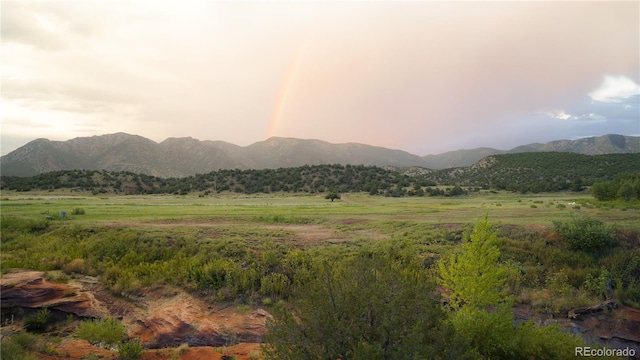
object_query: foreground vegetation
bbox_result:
[1,190,639,358]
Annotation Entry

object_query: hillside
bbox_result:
[2,153,639,196]
[1,133,638,177]
[422,152,640,193]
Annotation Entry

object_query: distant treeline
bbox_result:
[1,153,639,196]
[0,164,444,197]
[591,173,640,201]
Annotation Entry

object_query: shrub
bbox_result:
[260,273,290,298]
[118,339,145,360]
[75,318,125,348]
[64,258,87,274]
[552,216,615,255]
[24,308,51,332]
[6,331,38,350]
[72,208,86,215]
[0,332,39,360]
[264,254,448,360]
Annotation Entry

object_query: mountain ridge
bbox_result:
[1,133,638,177]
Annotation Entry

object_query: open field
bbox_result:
[2,190,637,226]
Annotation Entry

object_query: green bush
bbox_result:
[24,308,51,332]
[0,331,40,360]
[118,339,145,360]
[264,254,448,360]
[72,208,86,215]
[1,216,49,244]
[552,216,615,255]
[75,318,125,348]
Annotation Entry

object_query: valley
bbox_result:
[1,191,639,359]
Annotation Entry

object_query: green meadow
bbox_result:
[2,190,635,225]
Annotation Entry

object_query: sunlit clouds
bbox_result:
[589,76,640,104]
[1,1,638,156]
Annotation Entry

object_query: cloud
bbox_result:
[588,76,640,103]
[1,1,638,156]
[539,75,639,126]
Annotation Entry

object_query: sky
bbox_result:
[1,1,639,156]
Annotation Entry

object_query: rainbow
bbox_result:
[268,47,303,138]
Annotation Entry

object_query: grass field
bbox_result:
[2,190,635,225]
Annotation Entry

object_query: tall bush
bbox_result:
[552,216,615,255]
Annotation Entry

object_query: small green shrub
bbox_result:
[118,339,145,360]
[75,318,125,348]
[6,331,38,350]
[552,216,615,255]
[261,297,273,306]
[0,333,40,360]
[24,308,51,332]
[236,304,251,314]
[81,354,105,360]
[64,258,87,274]
[72,208,86,215]
[260,273,290,298]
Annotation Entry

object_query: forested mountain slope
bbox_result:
[2,153,639,196]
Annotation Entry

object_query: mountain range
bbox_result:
[1,133,638,177]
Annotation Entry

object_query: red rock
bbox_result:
[1,271,106,318]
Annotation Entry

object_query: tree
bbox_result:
[438,216,589,359]
[325,191,340,202]
[438,215,510,309]
[591,181,617,201]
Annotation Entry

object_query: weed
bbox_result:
[177,343,190,354]
[249,349,261,359]
[236,304,251,314]
[81,354,104,360]
[261,297,273,306]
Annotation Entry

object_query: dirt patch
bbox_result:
[337,218,370,225]
[37,339,116,360]
[141,343,261,360]
[126,287,269,348]
[262,224,339,247]
[36,340,261,360]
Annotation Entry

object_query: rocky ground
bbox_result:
[1,270,268,359]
